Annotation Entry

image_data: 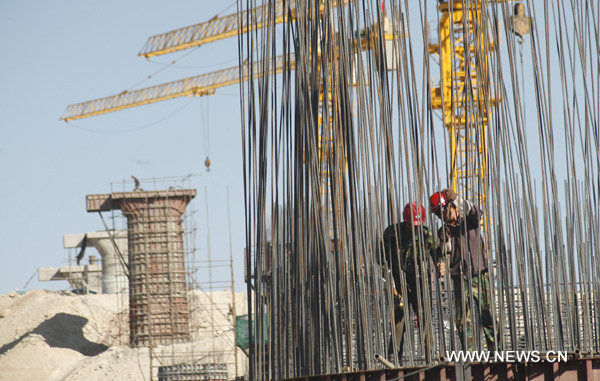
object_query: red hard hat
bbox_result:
[429,191,447,214]
[403,202,426,226]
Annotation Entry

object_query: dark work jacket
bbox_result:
[439,204,488,278]
[382,222,437,293]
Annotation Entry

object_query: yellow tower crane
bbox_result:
[61,0,352,121]
[429,0,501,230]
[60,56,292,122]
[60,0,304,121]
[60,0,390,239]
[62,1,497,229]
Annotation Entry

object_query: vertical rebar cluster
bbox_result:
[238,0,599,379]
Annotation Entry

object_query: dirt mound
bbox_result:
[0,289,247,381]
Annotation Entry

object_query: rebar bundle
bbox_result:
[237,0,600,379]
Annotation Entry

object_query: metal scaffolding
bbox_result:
[89,176,246,381]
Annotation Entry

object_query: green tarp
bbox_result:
[235,315,268,350]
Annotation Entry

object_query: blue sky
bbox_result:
[0,1,246,293]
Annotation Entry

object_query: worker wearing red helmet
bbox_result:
[382,201,441,362]
[430,188,498,351]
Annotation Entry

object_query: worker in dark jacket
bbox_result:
[430,189,499,351]
[382,202,440,362]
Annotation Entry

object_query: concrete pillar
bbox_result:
[86,189,196,347]
[63,231,128,294]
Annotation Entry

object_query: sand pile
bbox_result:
[0,289,248,381]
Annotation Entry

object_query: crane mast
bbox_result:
[430,1,498,228]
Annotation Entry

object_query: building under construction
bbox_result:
[59,0,600,380]
[39,176,245,380]
[95,177,245,380]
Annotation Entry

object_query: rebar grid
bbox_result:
[238,0,600,379]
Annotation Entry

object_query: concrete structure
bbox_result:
[63,231,128,294]
[86,189,196,347]
[38,256,102,294]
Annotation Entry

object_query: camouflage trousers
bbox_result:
[452,272,499,351]
[388,273,433,362]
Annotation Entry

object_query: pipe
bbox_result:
[374,354,395,369]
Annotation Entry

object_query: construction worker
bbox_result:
[429,188,498,351]
[382,202,440,362]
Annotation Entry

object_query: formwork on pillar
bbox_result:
[87,188,196,347]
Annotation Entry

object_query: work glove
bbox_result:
[442,188,457,202]
[443,188,470,217]
[437,261,447,277]
[393,288,404,308]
